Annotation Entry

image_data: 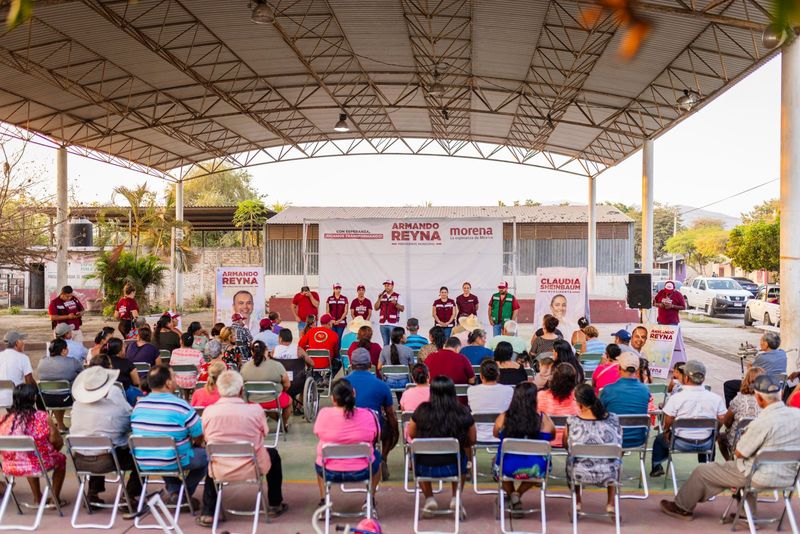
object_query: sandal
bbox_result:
[195,515,214,528]
[268,502,288,518]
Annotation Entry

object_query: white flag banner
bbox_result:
[533,267,588,337]
[639,323,679,379]
[318,218,504,332]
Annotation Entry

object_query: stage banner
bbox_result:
[318,218,503,332]
[214,267,265,334]
[639,323,679,379]
[533,267,587,337]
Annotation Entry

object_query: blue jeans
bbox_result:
[651,433,713,468]
[332,325,345,342]
[492,324,503,337]
[379,325,394,346]
[298,322,307,335]
[316,450,382,482]
[164,447,208,497]
[415,454,468,478]
[441,327,452,340]
[385,376,410,390]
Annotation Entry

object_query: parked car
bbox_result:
[652,280,683,296]
[680,276,752,316]
[744,285,780,327]
[731,276,758,297]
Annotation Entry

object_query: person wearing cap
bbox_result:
[69,365,141,509]
[661,373,800,521]
[230,312,254,359]
[349,285,372,321]
[611,329,634,355]
[404,318,428,352]
[375,280,404,347]
[53,322,89,363]
[48,285,85,342]
[431,286,457,339]
[326,284,349,341]
[254,317,279,352]
[600,352,651,448]
[291,285,320,334]
[38,338,83,431]
[649,360,726,478]
[0,331,35,407]
[724,331,787,407]
[653,280,685,326]
[488,282,519,337]
[299,313,342,376]
[114,282,140,339]
[455,282,479,322]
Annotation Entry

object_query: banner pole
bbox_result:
[512,218,518,294]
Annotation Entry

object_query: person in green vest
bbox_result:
[488,281,520,337]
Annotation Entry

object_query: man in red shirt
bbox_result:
[456,281,479,321]
[653,281,686,325]
[424,337,475,404]
[326,283,349,341]
[374,280,404,346]
[431,286,457,339]
[48,285,85,341]
[350,285,372,320]
[298,313,341,375]
[291,285,320,334]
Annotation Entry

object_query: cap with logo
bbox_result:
[3,331,26,346]
[54,323,75,337]
[259,318,273,331]
[383,279,394,286]
[684,360,707,381]
[350,347,372,367]
[319,314,334,324]
[498,281,509,289]
[753,374,782,394]
[357,284,366,291]
[617,353,640,371]
[612,329,632,342]
[333,283,342,289]
[231,313,245,322]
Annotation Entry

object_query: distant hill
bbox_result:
[675,205,741,229]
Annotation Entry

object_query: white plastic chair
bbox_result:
[496,438,551,534]
[410,437,462,534]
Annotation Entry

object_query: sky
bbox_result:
[6,55,782,219]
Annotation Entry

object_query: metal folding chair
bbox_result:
[159,350,171,360]
[579,353,603,376]
[410,438,462,534]
[720,449,800,534]
[134,362,151,376]
[664,417,718,495]
[567,443,623,534]
[170,364,199,400]
[206,441,270,534]
[66,436,134,529]
[647,382,668,407]
[497,438,551,534]
[545,415,571,499]
[128,435,196,530]
[307,349,333,397]
[382,364,412,396]
[617,414,651,500]
[37,380,72,427]
[454,384,469,402]
[320,443,375,534]
[0,436,63,531]
[471,411,501,495]
[0,380,15,409]
[399,411,443,495]
[242,381,284,447]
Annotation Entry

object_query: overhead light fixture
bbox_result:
[676,89,700,112]
[334,112,350,132]
[441,108,449,121]
[762,23,788,49]
[250,1,274,24]
[428,67,445,97]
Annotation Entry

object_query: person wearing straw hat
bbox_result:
[340,315,371,352]
[452,314,484,347]
[326,283,349,341]
[69,365,142,509]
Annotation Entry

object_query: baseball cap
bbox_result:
[383,279,394,286]
[351,347,372,367]
[54,323,75,337]
[612,329,631,342]
[167,311,180,319]
[617,353,640,371]
[684,360,707,381]
[3,331,26,346]
[498,281,509,289]
[357,284,365,291]
[259,318,273,331]
[333,283,342,289]
[231,313,244,322]
[753,374,782,394]
[320,314,334,324]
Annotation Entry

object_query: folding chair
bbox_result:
[617,414,651,500]
[0,380,15,409]
[307,349,333,397]
[472,366,482,384]
[720,449,800,534]
[128,435,196,530]
[382,364,412,399]
[320,443,376,534]
[0,436,63,531]
[647,382,668,407]
[206,441,270,534]
[664,417,718,495]
[410,437,462,534]
[170,364,199,400]
[159,350,171,360]
[66,436,134,529]
[497,438,551,534]
[37,380,72,427]
[134,362,151,376]
[579,353,603,376]
[545,415,571,499]
[471,412,501,495]
[454,384,469,402]
[568,443,623,534]
[242,381,284,447]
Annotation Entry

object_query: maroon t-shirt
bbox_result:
[424,349,475,385]
[326,295,349,326]
[347,341,382,367]
[655,289,685,325]
[115,297,139,320]
[292,291,320,322]
[433,298,457,327]
[48,295,84,330]
[455,294,479,319]
[350,297,372,319]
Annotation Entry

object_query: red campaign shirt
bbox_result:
[347,341,382,367]
[424,349,475,385]
[350,297,372,319]
[654,289,685,325]
[455,294,479,319]
[433,298,457,327]
[48,295,84,330]
[292,291,320,322]
[299,326,340,356]
[326,295,349,326]
[115,297,139,320]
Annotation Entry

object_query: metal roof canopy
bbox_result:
[0,0,780,181]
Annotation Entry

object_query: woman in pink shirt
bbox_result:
[190,361,226,407]
[400,363,431,413]
[313,379,381,506]
[591,343,622,394]
[536,363,579,447]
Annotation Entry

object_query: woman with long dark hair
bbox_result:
[89,326,115,359]
[566,383,622,513]
[313,379,382,505]
[378,326,414,391]
[493,341,529,386]
[105,337,142,406]
[493,383,555,514]
[552,339,585,383]
[187,321,210,352]
[241,340,293,429]
[417,325,446,364]
[536,363,579,447]
[0,384,67,506]
[347,325,382,367]
[153,314,180,352]
[407,376,476,520]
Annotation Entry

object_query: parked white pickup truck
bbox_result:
[680,276,752,317]
[744,285,780,327]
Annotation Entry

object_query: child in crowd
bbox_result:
[269,311,283,334]
[533,355,554,390]
[667,361,685,395]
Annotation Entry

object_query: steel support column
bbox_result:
[781,39,800,372]
[641,139,655,274]
[174,180,184,309]
[55,146,68,291]
[588,176,597,295]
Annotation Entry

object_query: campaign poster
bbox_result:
[214,267,265,333]
[639,323,679,379]
[533,267,587,338]
[45,254,101,310]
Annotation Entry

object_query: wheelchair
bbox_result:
[278,358,319,423]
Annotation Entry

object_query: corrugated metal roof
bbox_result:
[266,205,634,224]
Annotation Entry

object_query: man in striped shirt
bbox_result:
[131,366,206,506]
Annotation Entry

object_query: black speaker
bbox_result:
[627,273,652,309]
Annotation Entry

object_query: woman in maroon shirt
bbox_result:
[432,287,457,339]
[114,283,140,339]
[455,282,479,321]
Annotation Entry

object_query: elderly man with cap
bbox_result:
[611,329,636,355]
[298,313,342,376]
[69,365,142,510]
[649,360,726,477]
[0,331,35,407]
[488,281,519,337]
[600,353,652,448]
[486,319,527,355]
[48,285,85,341]
[254,317,280,352]
[725,331,787,407]
[291,285,320,334]
[230,312,254,359]
[375,280,404,346]
[326,283,349,341]
[661,373,800,521]
[53,322,89,363]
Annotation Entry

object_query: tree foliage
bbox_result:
[665,219,728,275]
[89,245,168,311]
[742,198,779,224]
[726,217,780,273]
[176,162,261,206]
[233,198,270,248]
[608,202,683,263]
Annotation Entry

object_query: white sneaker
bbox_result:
[449,497,466,520]
[422,497,438,519]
